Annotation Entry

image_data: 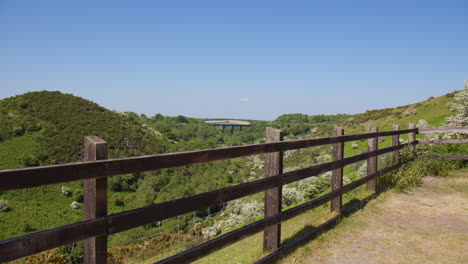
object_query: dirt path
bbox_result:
[282,175,468,264]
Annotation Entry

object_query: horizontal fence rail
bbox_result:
[0,129,417,192]
[418,127,468,134]
[0,142,414,262]
[419,139,468,144]
[156,162,408,264]
[254,192,380,264]
[0,125,466,263]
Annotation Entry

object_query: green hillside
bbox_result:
[0,89,464,263]
[341,92,456,132]
[0,91,169,169]
[0,91,171,250]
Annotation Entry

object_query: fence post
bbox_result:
[83,136,108,264]
[263,127,283,252]
[331,126,344,212]
[392,125,400,163]
[408,123,416,155]
[367,125,378,192]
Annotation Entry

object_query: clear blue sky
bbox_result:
[1,0,467,120]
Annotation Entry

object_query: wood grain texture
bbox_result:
[155,162,407,264]
[367,125,378,192]
[264,128,283,252]
[392,125,400,163]
[0,143,413,262]
[331,127,344,212]
[408,123,417,156]
[83,136,108,264]
[0,129,418,192]
[418,127,468,134]
[419,139,468,144]
[0,218,106,263]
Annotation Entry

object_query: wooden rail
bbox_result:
[0,129,417,192]
[418,127,468,134]
[0,125,466,263]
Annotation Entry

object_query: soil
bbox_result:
[282,175,468,264]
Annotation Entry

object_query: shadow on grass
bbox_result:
[279,195,376,247]
[259,191,383,264]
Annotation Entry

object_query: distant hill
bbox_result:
[339,92,457,133]
[0,91,169,169]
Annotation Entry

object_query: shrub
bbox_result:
[61,186,71,196]
[21,155,40,167]
[21,223,34,232]
[282,186,304,207]
[445,88,468,128]
[24,248,68,264]
[316,154,330,164]
[73,189,83,203]
[13,126,25,136]
[70,201,80,209]
[297,172,332,199]
[379,145,466,192]
[403,109,418,117]
[25,123,42,132]
[0,199,11,212]
[113,193,125,206]
[357,162,367,177]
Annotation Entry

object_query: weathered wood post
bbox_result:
[392,125,400,163]
[331,126,344,212]
[408,123,416,155]
[367,125,378,192]
[264,127,283,252]
[83,136,108,264]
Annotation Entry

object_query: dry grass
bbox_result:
[281,172,468,264]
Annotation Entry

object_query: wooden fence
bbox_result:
[0,125,466,263]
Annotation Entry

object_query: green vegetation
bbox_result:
[0,89,465,263]
[0,91,169,168]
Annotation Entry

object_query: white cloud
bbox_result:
[239,97,249,102]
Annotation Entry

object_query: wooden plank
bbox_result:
[331,127,344,212]
[0,129,418,192]
[83,136,108,264]
[418,139,468,144]
[107,143,410,234]
[367,125,378,192]
[408,123,416,156]
[264,128,283,252]
[0,218,106,263]
[154,162,407,264]
[419,127,468,134]
[392,125,400,163]
[424,155,468,160]
[0,143,412,262]
[408,124,416,143]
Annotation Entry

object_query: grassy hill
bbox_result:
[0,91,170,169]
[0,89,464,263]
[0,91,172,247]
